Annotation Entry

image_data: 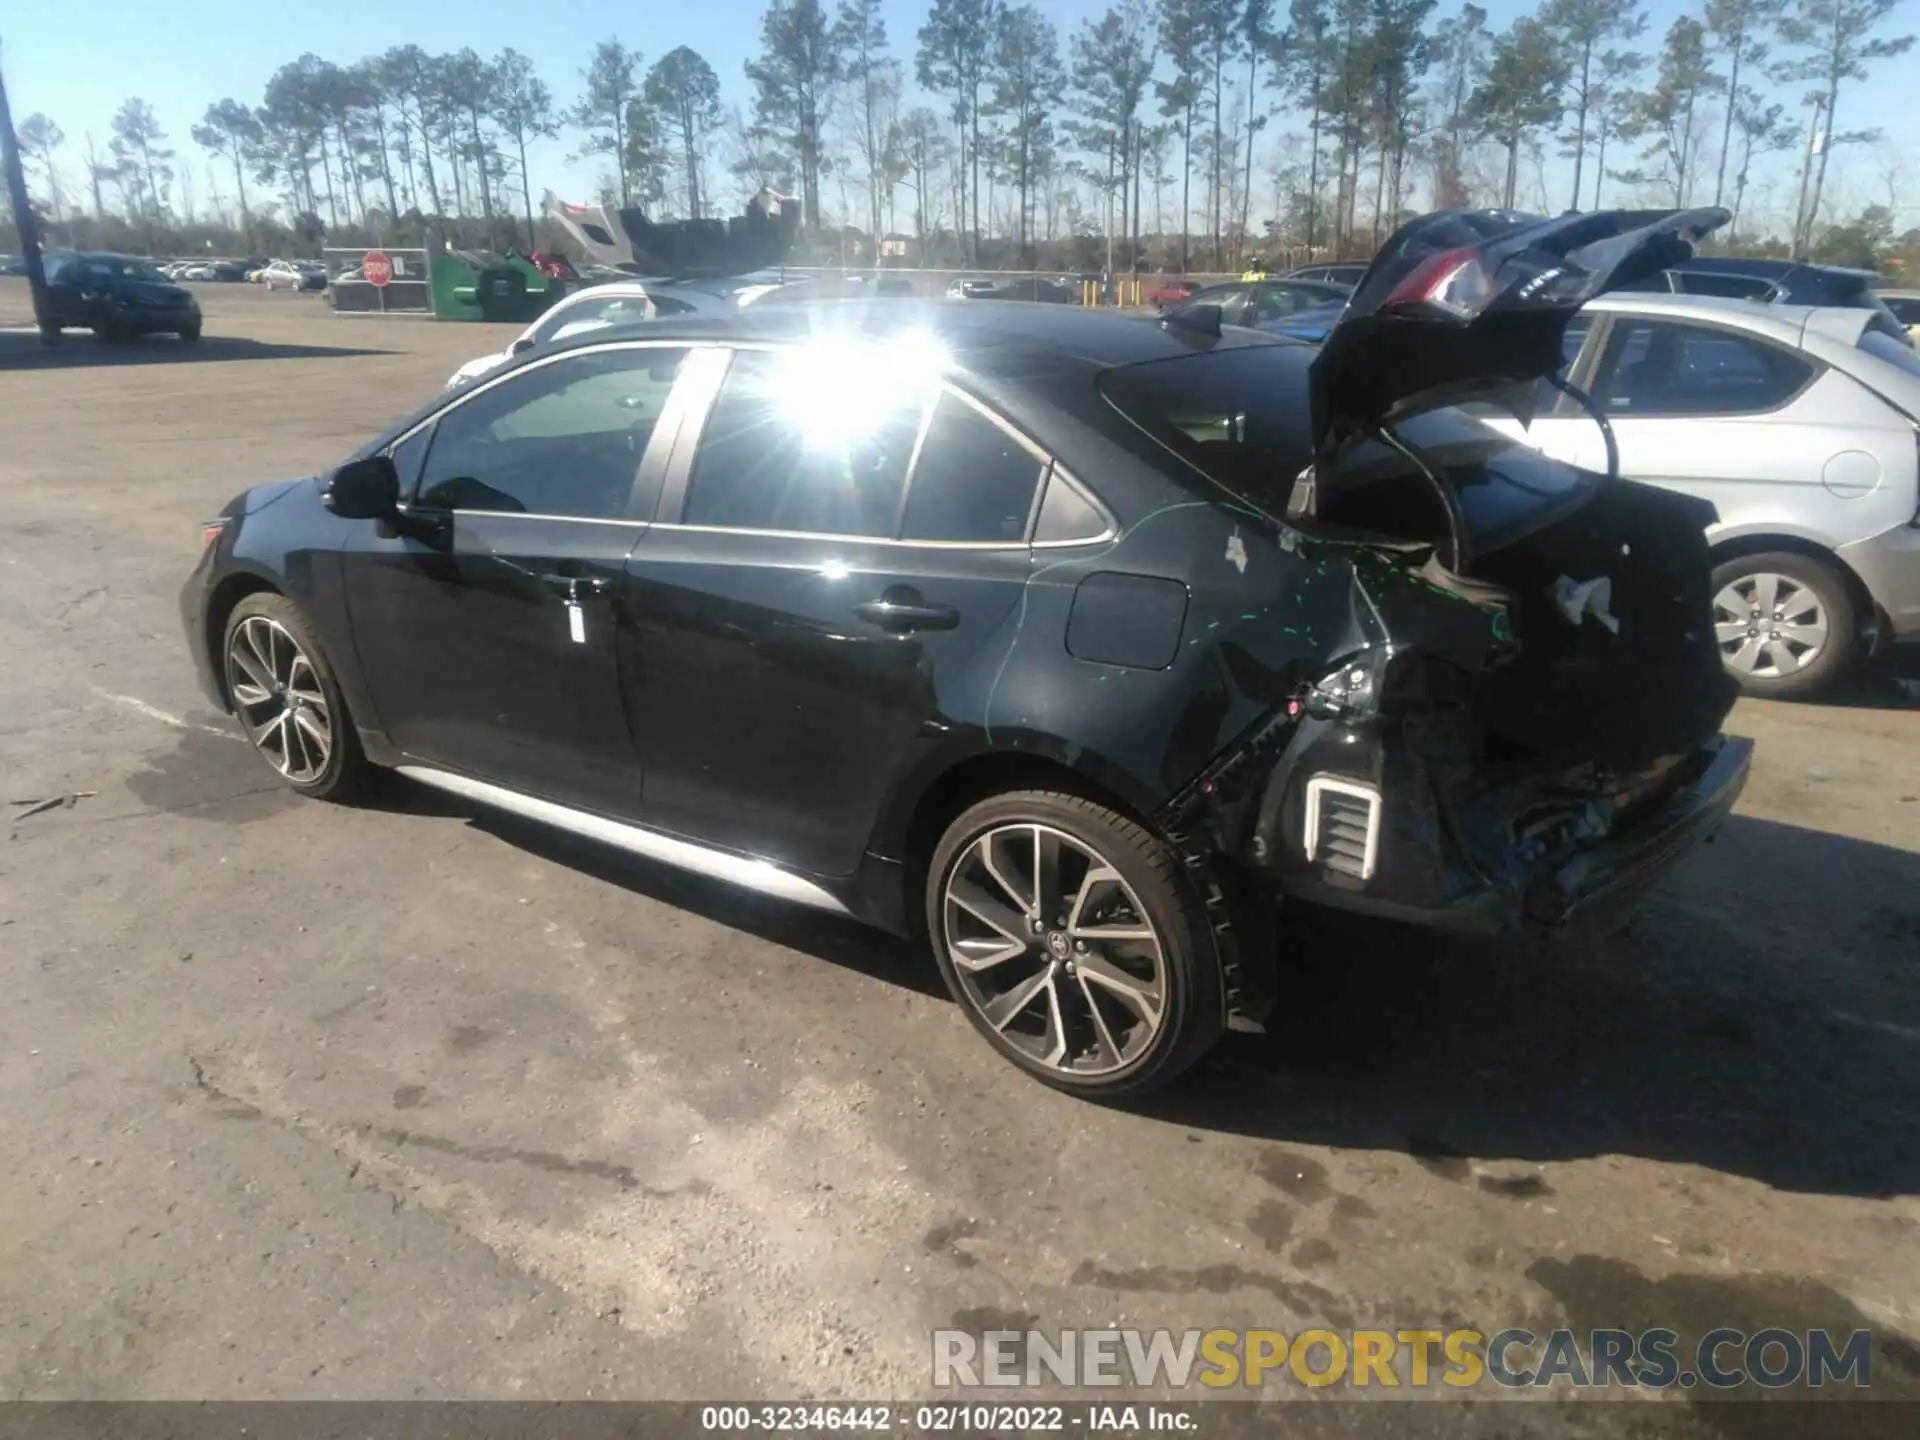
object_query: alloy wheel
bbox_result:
[226,615,333,783]
[1713,572,1830,679]
[942,823,1167,1077]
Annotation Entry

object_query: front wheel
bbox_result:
[223,593,368,799]
[926,790,1224,1098]
[178,322,202,343]
[1711,551,1857,700]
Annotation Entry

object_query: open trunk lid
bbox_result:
[1309,206,1729,455]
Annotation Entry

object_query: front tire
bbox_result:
[1711,551,1856,700]
[178,321,202,343]
[222,593,367,799]
[926,790,1224,1098]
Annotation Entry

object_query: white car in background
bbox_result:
[442,276,810,389]
[1489,292,1920,697]
[261,259,323,292]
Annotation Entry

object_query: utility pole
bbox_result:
[1790,94,1826,262]
[0,38,55,342]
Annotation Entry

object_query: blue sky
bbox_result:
[4,0,1916,231]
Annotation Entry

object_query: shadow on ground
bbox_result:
[0,331,397,368]
[391,768,1920,1200]
[1151,813,1920,1201]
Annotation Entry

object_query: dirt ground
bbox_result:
[2,278,1918,1434]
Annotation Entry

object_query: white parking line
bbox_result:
[89,687,240,740]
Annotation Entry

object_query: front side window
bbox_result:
[682,349,926,536]
[900,393,1047,543]
[415,346,689,519]
[1594,320,1813,417]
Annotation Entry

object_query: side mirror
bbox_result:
[323,454,400,520]
[511,336,536,355]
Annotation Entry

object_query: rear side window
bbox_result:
[900,394,1046,543]
[1675,271,1777,300]
[682,349,923,537]
[1098,343,1316,512]
[1593,319,1812,416]
[1878,297,1920,326]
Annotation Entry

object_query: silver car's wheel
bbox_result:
[1707,552,1857,699]
[1714,571,1830,679]
[226,614,333,783]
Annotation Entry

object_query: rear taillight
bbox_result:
[199,518,229,554]
[1382,247,1498,319]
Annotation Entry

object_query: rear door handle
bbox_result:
[538,573,611,599]
[855,595,960,632]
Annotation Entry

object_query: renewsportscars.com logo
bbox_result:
[932,1327,1877,1391]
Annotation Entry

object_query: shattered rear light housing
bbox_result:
[1381,247,1499,320]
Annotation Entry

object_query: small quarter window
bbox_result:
[1033,469,1109,544]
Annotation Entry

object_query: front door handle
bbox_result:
[538,573,611,600]
[855,591,960,633]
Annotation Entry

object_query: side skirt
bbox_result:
[394,765,853,918]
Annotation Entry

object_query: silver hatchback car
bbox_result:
[1492,293,1920,697]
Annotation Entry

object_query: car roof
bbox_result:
[1580,291,1876,348]
[1676,256,1881,282]
[535,297,1289,379]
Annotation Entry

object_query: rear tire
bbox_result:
[926,790,1224,1098]
[222,593,368,800]
[1710,551,1856,700]
[178,322,202,343]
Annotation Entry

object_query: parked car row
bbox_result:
[156,258,258,282]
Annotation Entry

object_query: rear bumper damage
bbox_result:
[1265,727,1751,938]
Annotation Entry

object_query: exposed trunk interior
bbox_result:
[1315,420,1737,774]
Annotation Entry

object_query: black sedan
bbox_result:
[181,208,1751,1097]
[39,249,203,342]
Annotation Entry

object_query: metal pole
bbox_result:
[0,38,55,343]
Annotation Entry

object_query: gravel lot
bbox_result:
[2,278,1918,1433]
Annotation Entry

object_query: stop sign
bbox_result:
[363,250,393,287]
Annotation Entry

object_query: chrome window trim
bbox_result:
[437,509,655,527]
[644,521,1032,553]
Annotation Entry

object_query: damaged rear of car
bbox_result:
[1115,208,1752,960]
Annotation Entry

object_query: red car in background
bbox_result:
[1146,278,1200,309]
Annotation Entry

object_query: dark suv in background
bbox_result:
[39,250,203,342]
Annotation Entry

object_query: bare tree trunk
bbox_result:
[1569,44,1592,210]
